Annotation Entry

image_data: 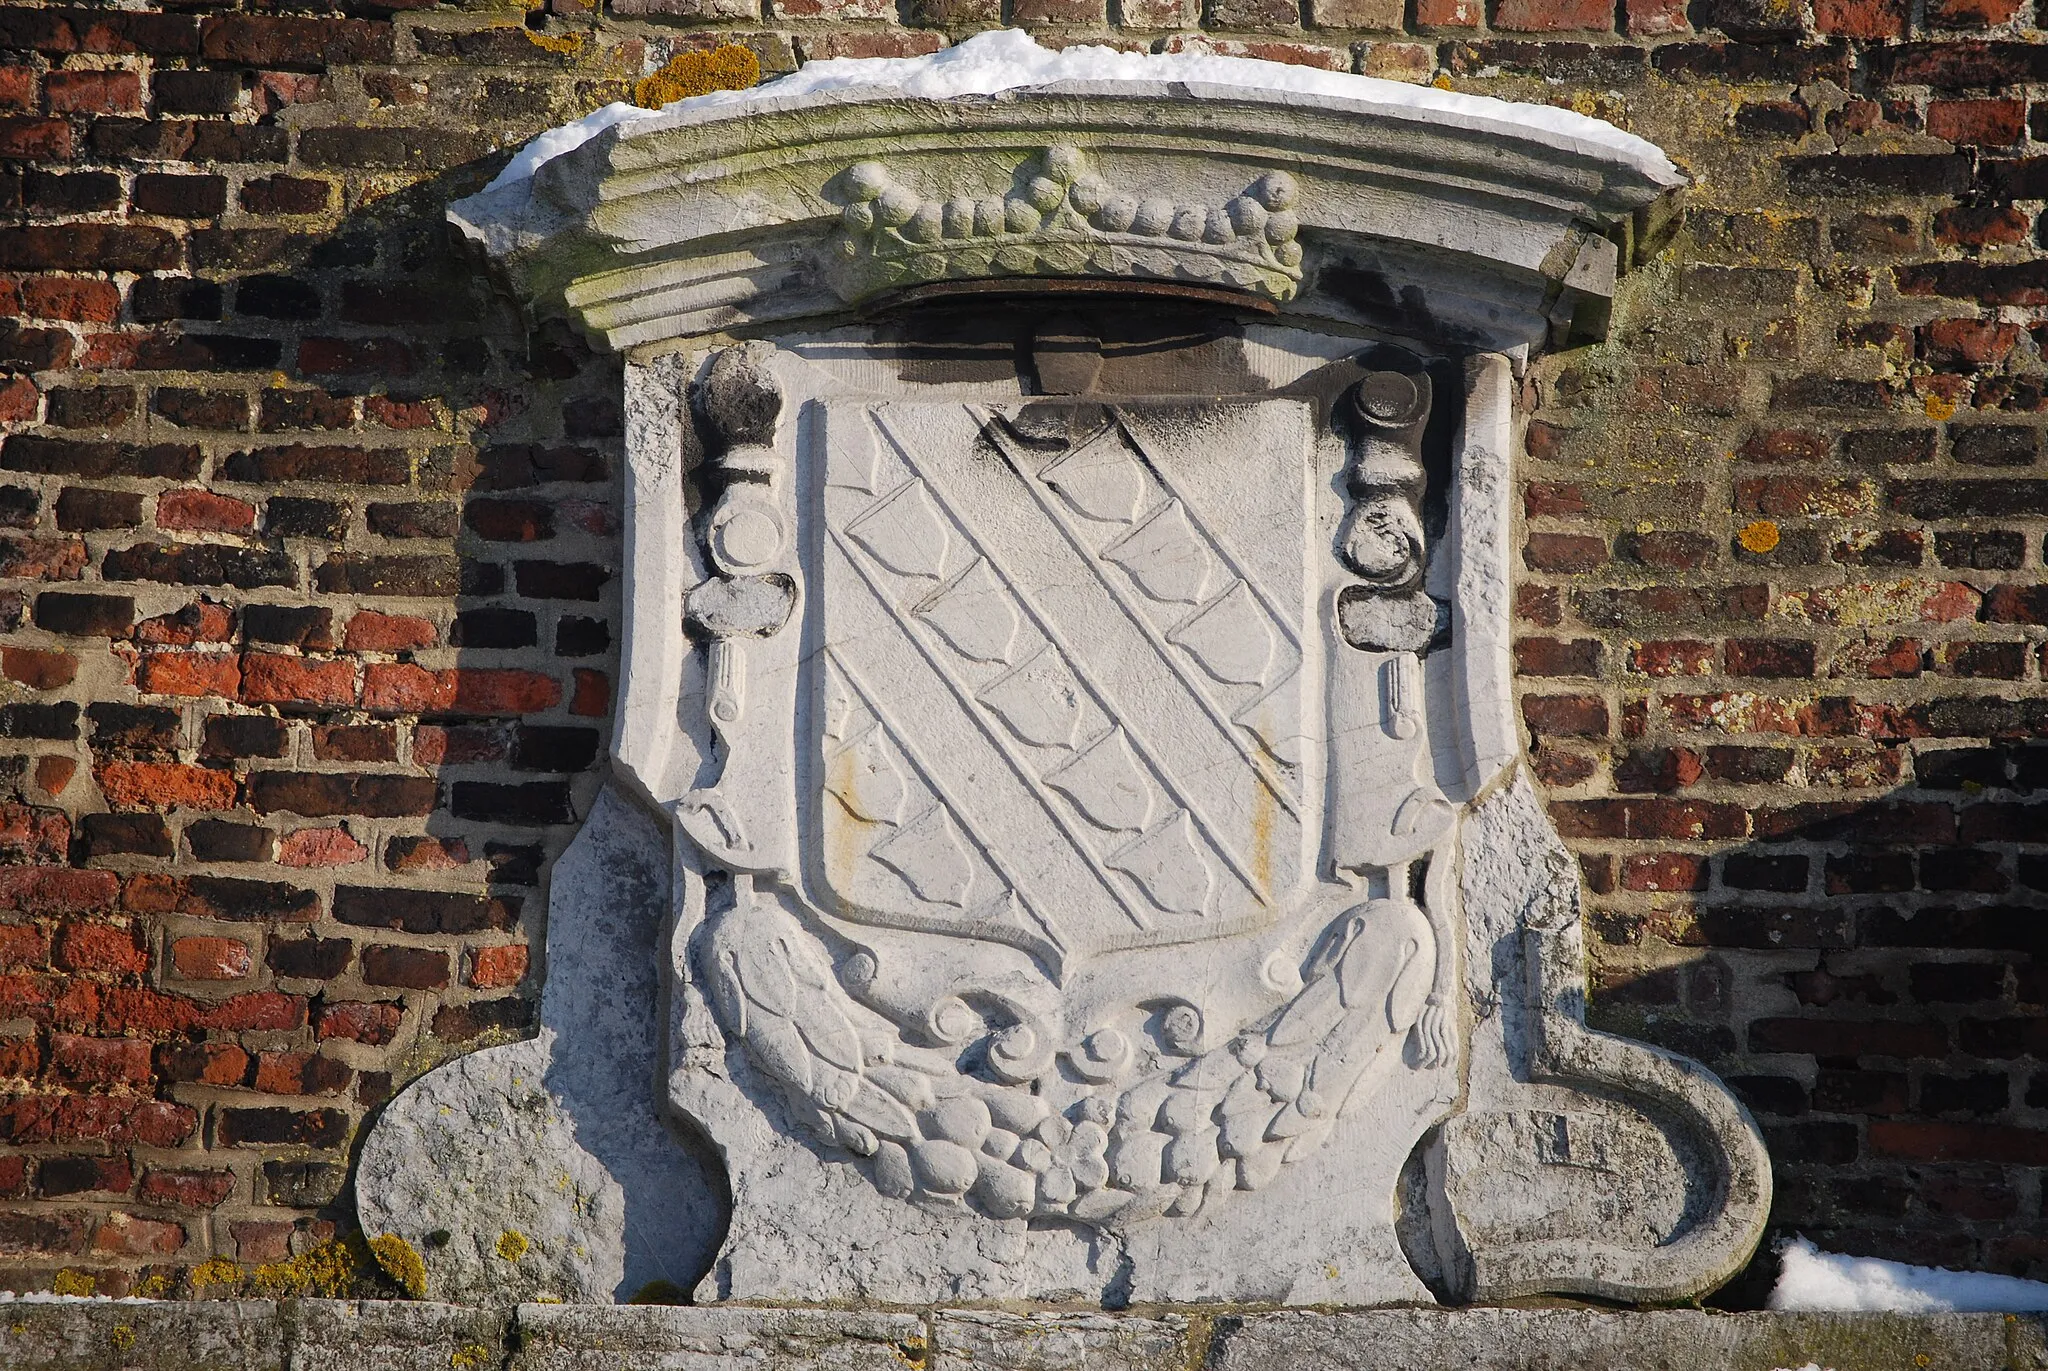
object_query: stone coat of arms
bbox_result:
[357,41,1772,1311]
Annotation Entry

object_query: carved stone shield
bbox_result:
[807,400,1314,970]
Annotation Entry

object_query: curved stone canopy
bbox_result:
[450,46,1683,353]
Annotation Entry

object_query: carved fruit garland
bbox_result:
[706,887,1448,1226]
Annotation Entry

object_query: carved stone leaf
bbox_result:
[849,479,951,580]
[916,558,1021,664]
[1108,811,1213,915]
[827,727,907,826]
[872,805,975,907]
[1045,728,1153,833]
[976,650,1084,751]
[1039,432,1145,524]
[1169,580,1276,686]
[1102,500,1213,604]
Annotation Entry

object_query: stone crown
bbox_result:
[825,145,1305,304]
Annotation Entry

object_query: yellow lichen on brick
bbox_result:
[496,1229,530,1261]
[451,1341,491,1369]
[369,1233,429,1299]
[50,1270,94,1297]
[634,44,761,109]
[1736,519,1780,554]
[523,28,584,55]
[187,1257,241,1294]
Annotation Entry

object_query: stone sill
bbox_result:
[3,1299,2046,1370]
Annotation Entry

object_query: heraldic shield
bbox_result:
[356,69,1771,1314]
[665,338,1481,1304]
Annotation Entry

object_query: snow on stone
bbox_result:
[484,28,1674,193]
[1770,1237,2048,1314]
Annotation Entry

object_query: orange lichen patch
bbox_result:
[634,44,760,109]
[1736,519,1780,554]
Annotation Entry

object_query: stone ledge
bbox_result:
[2,1301,2045,1370]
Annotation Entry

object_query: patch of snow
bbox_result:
[1770,1237,2048,1314]
[483,28,1673,192]
[485,101,659,193]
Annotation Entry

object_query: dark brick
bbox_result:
[55,488,143,532]
[131,173,227,219]
[267,936,350,980]
[247,772,435,818]
[186,820,273,863]
[450,781,574,824]
[234,275,322,321]
[47,387,135,431]
[239,176,332,216]
[86,702,179,753]
[512,726,599,773]
[151,70,242,115]
[198,14,393,68]
[1952,426,2038,466]
[266,498,351,541]
[101,543,296,590]
[4,437,202,482]
[0,702,80,740]
[451,608,537,650]
[313,555,459,597]
[297,126,492,171]
[130,278,224,324]
[432,996,532,1043]
[332,886,516,936]
[216,1107,346,1148]
[1935,529,2025,569]
[79,813,173,859]
[241,604,333,650]
[1785,155,1972,195]
[199,715,288,760]
[22,171,120,214]
[33,592,133,637]
[361,944,448,990]
[366,502,456,539]
[221,446,408,487]
[554,617,608,656]
[1889,480,2048,518]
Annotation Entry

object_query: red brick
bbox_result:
[231,1220,292,1262]
[1621,852,1709,892]
[53,922,148,977]
[0,1095,196,1148]
[138,1167,234,1208]
[469,943,528,989]
[21,277,121,324]
[570,669,609,718]
[1523,533,1609,573]
[156,489,256,534]
[44,69,142,115]
[1869,1121,2048,1164]
[0,923,47,968]
[361,664,561,715]
[342,610,435,652]
[2,646,77,689]
[92,1211,184,1256]
[135,601,234,647]
[48,1033,152,1088]
[239,653,355,707]
[1624,0,1689,30]
[1522,694,1610,738]
[1927,99,2025,146]
[170,936,251,981]
[0,807,69,865]
[136,651,241,697]
[386,835,469,873]
[1495,0,1613,26]
[1921,318,2024,367]
[1933,203,2030,249]
[95,760,237,811]
[252,1049,350,1096]
[314,999,402,1045]
[1416,0,1481,21]
[276,827,367,868]
[157,1042,248,1086]
[0,868,117,916]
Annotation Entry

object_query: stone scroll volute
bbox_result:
[356,50,1770,1311]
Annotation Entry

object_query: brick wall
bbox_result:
[0,0,2041,1299]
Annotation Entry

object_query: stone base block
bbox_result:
[1,1301,2044,1371]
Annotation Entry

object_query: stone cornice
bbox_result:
[450,80,1683,352]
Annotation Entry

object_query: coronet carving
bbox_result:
[824,146,1305,304]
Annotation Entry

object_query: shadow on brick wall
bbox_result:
[1569,736,2048,1306]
